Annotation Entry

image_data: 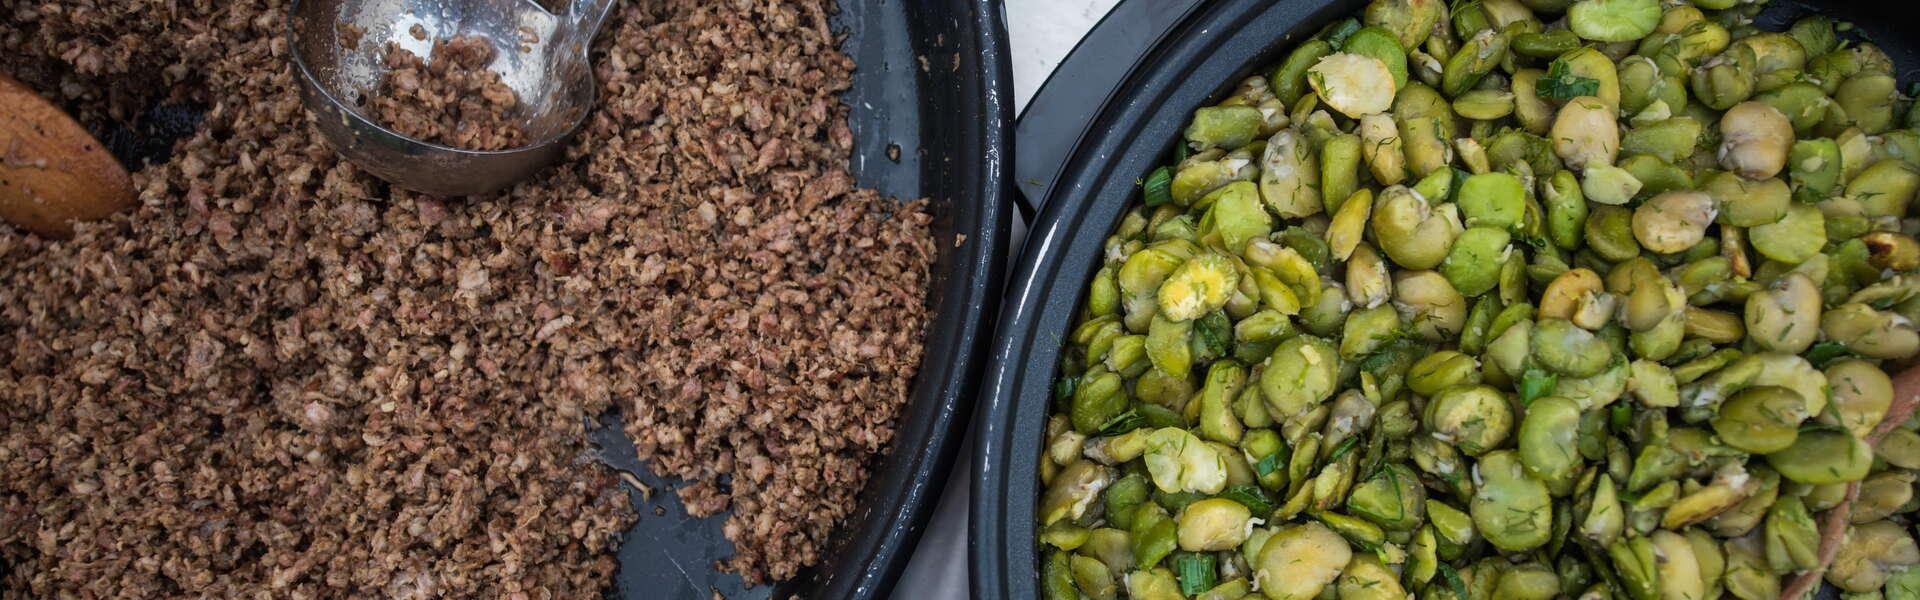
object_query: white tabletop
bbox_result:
[890,0,1120,596]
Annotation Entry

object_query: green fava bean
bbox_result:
[1396,84,1458,177]
[1158,254,1241,322]
[1071,370,1128,434]
[1552,97,1621,172]
[1255,522,1353,600]
[1834,73,1898,135]
[1493,562,1561,600]
[1748,203,1825,265]
[1512,69,1555,135]
[1630,190,1715,255]
[1408,350,1482,397]
[1126,567,1181,600]
[1845,159,1920,218]
[1442,227,1513,297]
[1320,134,1362,214]
[1259,335,1340,421]
[1584,204,1641,262]
[1513,29,1580,59]
[1542,170,1588,250]
[1711,385,1808,454]
[1766,428,1872,485]
[1517,396,1582,485]
[1143,427,1229,494]
[1393,270,1468,342]
[1764,494,1820,572]
[1042,460,1115,525]
[1363,0,1444,50]
[1337,554,1407,600]
[1341,305,1402,360]
[1186,106,1264,151]
[1822,302,1920,360]
[1719,101,1794,179]
[1470,450,1554,552]
[1532,318,1612,377]
[1171,157,1248,206]
[1824,359,1892,439]
[1620,118,1702,164]
[1372,185,1463,270]
[1146,315,1193,379]
[1348,463,1427,531]
[1259,130,1323,218]
[1459,171,1527,230]
[1699,171,1788,228]
[1177,498,1253,551]
[1753,82,1831,135]
[1444,28,1511,98]
[1743,271,1821,353]
[1739,33,1809,93]
[1789,14,1837,57]
[1359,114,1408,188]
[1425,384,1515,456]
[1569,0,1660,43]
[1693,46,1757,112]
[1199,182,1272,254]
[1309,53,1399,118]
[1617,155,1689,199]
[1454,89,1516,120]
[1270,40,1334,107]
[1827,520,1920,593]
[1579,163,1643,206]
[1344,26,1410,90]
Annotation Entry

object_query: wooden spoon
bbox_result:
[0,72,135,238]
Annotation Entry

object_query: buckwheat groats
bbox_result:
[367,36,529,151]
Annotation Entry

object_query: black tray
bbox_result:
[972,0,1920,597]
[596,1,1013,599]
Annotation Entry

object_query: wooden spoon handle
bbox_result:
[0,73,135,238]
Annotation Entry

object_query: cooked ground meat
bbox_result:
[0,0,933,595]
[367,36,529,151]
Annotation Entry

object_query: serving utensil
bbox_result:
[289,0,615,196]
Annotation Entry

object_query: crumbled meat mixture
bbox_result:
[367,36,528,151]
[0,0,933,595]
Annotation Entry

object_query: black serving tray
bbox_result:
[597,0,1013,599]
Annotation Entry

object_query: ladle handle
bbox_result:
[568,0,618,49]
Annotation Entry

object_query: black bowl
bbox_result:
[972,0,1920,597]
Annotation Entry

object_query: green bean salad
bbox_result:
[1035,0,1920,599]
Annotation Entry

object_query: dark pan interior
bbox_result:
[600,0,1011,599]
[973,0,1915,598]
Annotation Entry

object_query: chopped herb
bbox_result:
[1144,166,1174,206]
[1538,58,1601,101]
[1520,367,1558,405]
[1176,551,1218,595]
[1254,451,1286,477]
[1099,409,1145,436]
[1220,484,1277,516]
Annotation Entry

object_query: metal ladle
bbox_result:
[289,0,615,197]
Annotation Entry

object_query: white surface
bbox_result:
[889,0,1116,597]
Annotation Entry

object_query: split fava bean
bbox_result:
[1042,4,1920,598]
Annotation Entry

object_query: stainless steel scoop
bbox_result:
[289,0,615,196]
